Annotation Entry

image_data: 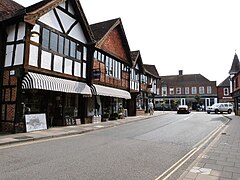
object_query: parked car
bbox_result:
[177,105,191,114]
[206,103,233,114]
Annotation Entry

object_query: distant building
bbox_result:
[217,77,233,103]
[155,70,217,110]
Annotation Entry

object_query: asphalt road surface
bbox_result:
[0,112,227,180]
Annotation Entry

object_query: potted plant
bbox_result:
[102,113,110,122]
[109,112,119,120]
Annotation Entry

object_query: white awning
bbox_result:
[91,84,131,99]
[22,72,91,96]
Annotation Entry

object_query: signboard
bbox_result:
[25,113,47,132]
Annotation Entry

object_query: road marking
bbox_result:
[155,115,230,180]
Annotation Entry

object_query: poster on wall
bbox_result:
[25,113,47,132]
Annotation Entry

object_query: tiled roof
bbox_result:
[0,0,24,21]
[229,53,240,75]
[90,18,119,41]
[218,76,230,87]
[160,74,212,86]
[143,64,160,78]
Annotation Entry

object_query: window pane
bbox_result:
[50,32,58,51]
[70,41,76,58]
[64,39,70,56]
[83,46,87,60]
[58,36,64,54]
[42,28,50,49]
[64,58,72,75]
[74,62,81,77]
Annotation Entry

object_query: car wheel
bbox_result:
[207,112,210,114]
[215,109,219,114]
[228,109,232,114]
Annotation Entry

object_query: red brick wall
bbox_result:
[1,69,18,133]
[99,27,128,63]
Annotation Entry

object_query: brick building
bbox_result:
[155,70,217,110]
[217,77,233,103]
[229,53,240,115]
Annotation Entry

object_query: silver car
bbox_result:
[207,103,233,114]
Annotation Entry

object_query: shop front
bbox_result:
[21,72,91,129]
[88,84,131,121]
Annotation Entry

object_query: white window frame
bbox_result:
[224,88,229,96]
[162,87,167,96]
[176,87,181,94]
[169,88,174,95]
[207,86,212,94]
[185,87,189,94]
[192,87,197,94]
[199,86,204,94]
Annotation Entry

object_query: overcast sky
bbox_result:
[15,0,240,85]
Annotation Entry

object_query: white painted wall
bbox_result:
[56,8,74,33]
[53,55,63,73]
[39,10,63,33]
[69,24,87,43]
[29,44,38,67]
[41,51,52,70]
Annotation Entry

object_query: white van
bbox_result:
[206,103,233,114]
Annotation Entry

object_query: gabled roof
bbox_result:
[90,18,119,42]
[229,53,240,75]
[1,0,94,42]
[0,0,24,21]
[218,76,230,87]
[90,18,132,66]
[130,50,144,72]
[143,64,160,79]
[160,73,213,86]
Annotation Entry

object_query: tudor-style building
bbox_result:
[155,70,217,110]
[0,0,95,133]
[88,18,132,120]
[142,64,160,111]
[128,52,160,116]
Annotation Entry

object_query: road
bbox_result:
[0,112,227,180]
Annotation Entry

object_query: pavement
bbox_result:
[0,111,165,146]
[1,111,240,180]
[178,114,240,180]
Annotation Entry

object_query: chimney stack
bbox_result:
[179,70,183,75]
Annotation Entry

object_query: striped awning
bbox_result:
[91,84,131,99]
[22,72,91,96]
